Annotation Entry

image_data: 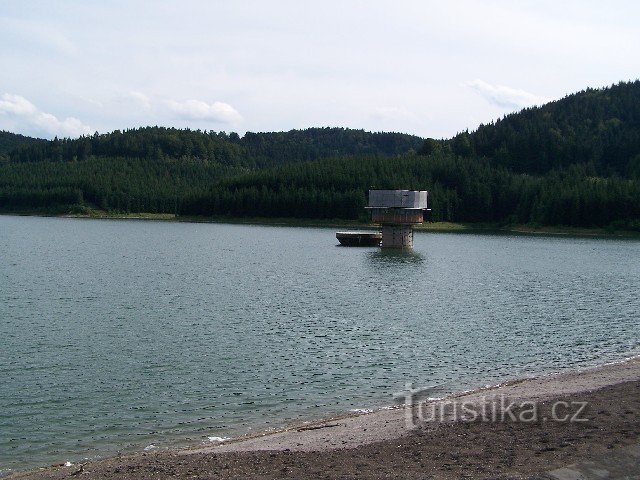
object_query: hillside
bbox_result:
[180,154,640,228]
[1,81,639,229]
[7,126,423,167]
[441,80,640,176]
[0,131,45,156]
[181,81,640,227]
[0,127,423,214]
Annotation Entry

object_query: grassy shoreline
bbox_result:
[2,210,640,238]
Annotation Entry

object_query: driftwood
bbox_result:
[296,423,341,432]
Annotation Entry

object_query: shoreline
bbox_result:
[186,354,640,454]
[2,211,640,238]
[179,353,639,451]
[7,355,640,479]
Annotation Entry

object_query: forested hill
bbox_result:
[1,81,640,229]
[0,127,423,216]
[438,80,640,176]
[240,128,423,165]
[181,81,640,228]
[0,131,45,156]
[5,127,423,167]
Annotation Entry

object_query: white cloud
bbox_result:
[166,99,242,125]
[126,91,151,110]
[0,93,37,116]
[0,93,92,138]
[2,2,639,138]
[465,80,549,110]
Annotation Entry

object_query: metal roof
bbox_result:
[366,190,428,209]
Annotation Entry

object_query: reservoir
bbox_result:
[1,215,639,473]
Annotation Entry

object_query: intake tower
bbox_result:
[367,190,429,249]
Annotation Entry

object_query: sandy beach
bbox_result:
[6,356,639,479]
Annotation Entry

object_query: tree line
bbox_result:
[427,80,640,176]
[5,126,423,167]
[178,154,640,229]
[1,80,640,229]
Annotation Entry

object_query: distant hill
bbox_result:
[6,126,423,167]
[240,128,423,165]
[1,81,639,229]
[437,80,640,176]
[0,127,423,216]
[0,131,45,156]
[182,81,640,227]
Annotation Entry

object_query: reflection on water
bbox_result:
[367,248,425,265]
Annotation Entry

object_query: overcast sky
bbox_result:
[1,0,639,140]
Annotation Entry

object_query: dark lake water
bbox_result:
[1,215,639,473]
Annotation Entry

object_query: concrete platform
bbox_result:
[335,231,382,247]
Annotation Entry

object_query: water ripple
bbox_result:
[1,217,639,471]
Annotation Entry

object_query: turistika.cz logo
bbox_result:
[395,383,589,429]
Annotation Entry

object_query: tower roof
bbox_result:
[367,190,428,210]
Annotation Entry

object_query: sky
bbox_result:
[1,0,639,140]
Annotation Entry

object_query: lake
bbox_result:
[1,215,639,473]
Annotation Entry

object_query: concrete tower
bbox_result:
[367,190,429,249]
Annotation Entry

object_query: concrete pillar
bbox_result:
[381,224,414,248]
